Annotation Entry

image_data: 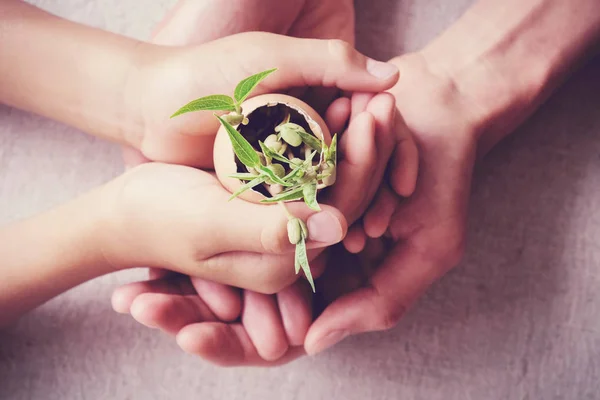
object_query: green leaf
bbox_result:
[327,134,338,163]
[297,130,322,152]
[216,115,261,169]
[302,182,320,211]
[228,176,266,201]
[282,164,304,182]
[260,186,304,203]
[228,172,259,181]
[294,250,301,274]
[257,165,292,187]
[258,141,291,165]
[234,68,277,105]
[171,95,236,117]
[295,237,315,292]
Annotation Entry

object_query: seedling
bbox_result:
[171,69,338,292]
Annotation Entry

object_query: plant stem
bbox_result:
[278,201,294,220]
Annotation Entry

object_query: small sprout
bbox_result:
[277,124,302,147]
[287,218,308,245]
[221,112,245,126]
[268,184,284,196]
[171,68,334,293]
[264,134,284,154]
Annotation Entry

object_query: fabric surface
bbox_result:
[1,1,600,399]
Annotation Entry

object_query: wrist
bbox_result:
[418,0,600,156]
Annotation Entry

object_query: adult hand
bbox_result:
[151,0,354,46]
[304,53,480,354]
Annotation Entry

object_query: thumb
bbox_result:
[215,199,349,255]
[244,33,400,93]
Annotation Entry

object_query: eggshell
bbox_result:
[213,94,331,204]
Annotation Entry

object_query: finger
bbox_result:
[366,92,398,167]
[277,281,313,346]
[215,33,400,93]
[241,291,289,361]
[390,114,419,197]
[111,277,194,314]
[324,111,377,223]
[363,185,399,238]
[350,92,375,120]
[305,243,441,355]
[215,199,348,255]
[130,293,218,335]
[342,223,367,254]
[190,278,242,322]
[324,96,351,135]
[177,322,305,367]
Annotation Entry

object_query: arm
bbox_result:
[0,188,113,327]
[419,0,600,155]
[0,0,144,145]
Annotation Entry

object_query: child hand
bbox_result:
[110,93,403,366]
[122,32,399,169]
[101,163,347,293]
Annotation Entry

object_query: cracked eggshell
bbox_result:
[213,93,331,204]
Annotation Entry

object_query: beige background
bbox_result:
[1,1,600,399]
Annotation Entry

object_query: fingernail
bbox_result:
[308,330,349,355]
[366,59,399,80]
[307,211,343,244]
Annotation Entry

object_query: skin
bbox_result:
[0,1,404,327]
[119,0,600,364]
[112,91,405,365]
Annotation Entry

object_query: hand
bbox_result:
[122,32,398,169]
[101,163,348,293]
[111,91,417,366]
[303,53,480,354]
[151,0,354,46]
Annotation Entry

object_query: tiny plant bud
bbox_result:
[278,124,302,147]
[268,163,285,178]
[264,134,283,153]
[268,184,284,196]
[287,218,303,244]
[221,112,245,126]
[287,218,308,245]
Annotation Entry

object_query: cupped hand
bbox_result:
[111,91,411,366]
[303,53,481,354]
[122,32,398,169]
[100,162,347,294]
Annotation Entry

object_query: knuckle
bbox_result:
[375,304,406,331]
[327,39,355,63]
